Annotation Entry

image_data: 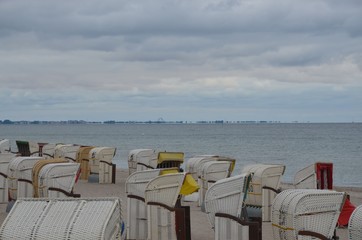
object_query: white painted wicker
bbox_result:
[349,205,362,240]
[145,173,186,240]
[125,169,162,240]
[185,155,218,180]
[128,149,157,174]
[0,139,11,153]
[242,163,285,222]
[0,198,124,240]
[0,153,17,202]
[54,144,80,162]
[272,189,346,240]
[41,143,57,159]
[7,156,43,200]
[198,161,232,207]
[204,173,250,228]
[37,163,80,198]
[89,147,116,183]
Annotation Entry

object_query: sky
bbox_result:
[0,0,362,122]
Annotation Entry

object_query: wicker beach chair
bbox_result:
[294,162,333,190]
[125,169,165,239]
[156,151,184,169]
[204,173,261,240]
[41,143,57,159]
[0,153,17,202]
[0,139,11,153]
[7,156,43,200]
[348,205,362,240]
[89,147,116,184]
[15,140,40,156]
[241,163,285,222]
[76,146,95,180]
[54,144,81,162]
[145,172,198,240]
[128,149,157,174]
[37,162,80,198]
[0,197,124,240]
[198,160,233,208]
[271,189,346,240]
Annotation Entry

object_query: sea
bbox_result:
[1,123,361,187]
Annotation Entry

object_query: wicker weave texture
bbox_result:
[0,153,16,202]
[272,189,345,240]
[349,205,362,240]
[0,198,123,240]
[128,149,156,174]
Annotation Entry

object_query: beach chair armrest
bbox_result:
[48,187,81,198]
[262,186,281,194]
[298,230,332,240]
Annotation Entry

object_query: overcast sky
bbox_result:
[1,0,361,122]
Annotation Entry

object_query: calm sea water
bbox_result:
[1,123,361,187]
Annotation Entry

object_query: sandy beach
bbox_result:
[0,168,361,240]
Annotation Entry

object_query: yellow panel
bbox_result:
[157,152,184,164]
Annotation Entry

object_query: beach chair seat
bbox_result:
[76,146,95,180]
[0,139,11,153]
[0,153,17,202]
[54,144,81,162]
[145,172,198,240]
[272,189,346,240]
[348,205,362,240]
[241,163,285,222]
[204,173,261,240]
[0,198,124,240]
[7,156,43,200]
[125,168,167,239]
[128,149,157,174]
[15,140,40,156]
[89,147,116,183]
[198,160,233,208]
[37,162,80,198]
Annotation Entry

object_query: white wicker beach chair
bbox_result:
[128,149,157,174]
[41,143,57,159]
[0,197,124,240]
[198,160,233,208]
[37,162,80,198]
[272,189,346,240]
[294,162,333,190]
[0,139,11,153]
[204,173,261,240]
[89,147,116,184]
[0,153,17,202]
[145,173,186,240]
[7,156,43,200]
[125,169,163,239]
[241,163,285,222]
[349,205,362,240]
[54,144,81,162]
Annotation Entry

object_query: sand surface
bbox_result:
[0,168,361,240]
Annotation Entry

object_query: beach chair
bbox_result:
[0,153,17,202]
[54,144,81,162]
[41,143,57,159]
[125,169,167,239]
[204,173,262,240]
[294,162,333,190]
[241,163,285,222]
[15,140,40,156]
[145,172,198,240]
[76,146,95,180]
[128,149,157,174]
[7,156,43,200]
[37,162,81,198]
[89,147,116,184]
[0,139,11,153]
[272,189,346,240]
[348,205,362,240]
[294,162,356,227]
[156,151,184,169]
[198,160,233,208]
[0,197,124,240]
